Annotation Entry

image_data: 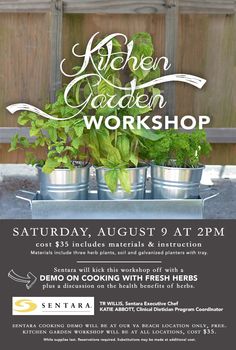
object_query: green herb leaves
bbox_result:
[141,129,211,168]
[104,168,131,193]
[9,89,88,172]
[104,169,118,193]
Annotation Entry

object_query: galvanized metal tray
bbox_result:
[16,188,219,220]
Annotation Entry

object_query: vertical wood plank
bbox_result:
[176,14,236,128]
[202,144,236,165]
[50,0,63,102]
[62,13,165,78]
[164,0,179,117]
[0,13,50,127]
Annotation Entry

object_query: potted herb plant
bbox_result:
[141,129,211,199]
[70,32,163,200]
[9,90,90,200]
[90,126,154,200]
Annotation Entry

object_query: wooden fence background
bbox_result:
[0,0,236,164]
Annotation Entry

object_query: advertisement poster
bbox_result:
[0,1,235,349]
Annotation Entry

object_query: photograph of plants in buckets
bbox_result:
[9,32,211,201]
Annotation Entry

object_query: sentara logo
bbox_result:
[12,297,94,316]
[14,299,37,313]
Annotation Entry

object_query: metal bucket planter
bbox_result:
[96,166,148,200]
[151,163,204,199]
[37,164,90,200]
